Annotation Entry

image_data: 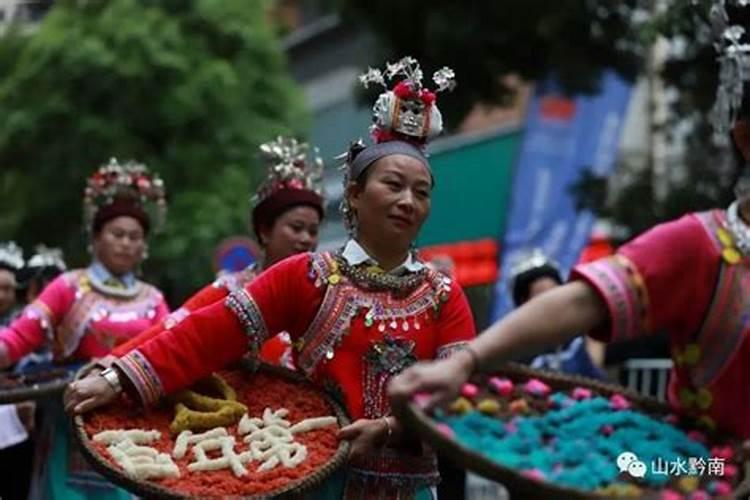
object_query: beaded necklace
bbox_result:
[331,251,427,293]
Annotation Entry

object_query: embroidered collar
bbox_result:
[726,202,750,257]
[341,240,424,275]
[87,261,140,298]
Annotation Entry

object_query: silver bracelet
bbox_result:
[100,367,122,394]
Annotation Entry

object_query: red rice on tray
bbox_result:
[82,371,340,497]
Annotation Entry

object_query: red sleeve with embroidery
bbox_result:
[112,283,227,357]
[115,253,321,405]
[0,274,74,363]
[433,283,476,359]
[570,214,716,343]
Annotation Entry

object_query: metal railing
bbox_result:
[622,358,674,401]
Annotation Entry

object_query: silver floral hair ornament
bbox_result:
[359,56,456,144]
[251,136,325,209]
[27,245,66,272]
[710,0,750,144]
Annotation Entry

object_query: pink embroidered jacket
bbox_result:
[572,210,750,439]
[0,268,168,364]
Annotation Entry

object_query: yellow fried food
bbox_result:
[169,374,248,435]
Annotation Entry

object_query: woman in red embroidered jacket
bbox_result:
[109,137,325,368]
[389,5,750,443]
[65,58,474,499]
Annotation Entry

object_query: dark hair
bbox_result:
[17,266,62,292]
[0,263,18,276]
[512,264,563,307]
[254,201,323,245]
[92,198,150,235]
[252,188,324,244]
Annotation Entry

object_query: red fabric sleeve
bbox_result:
[434,283,476,359]
[0,274,74,362]
[111,284,227,357]
[115,253,320,404]
[181,284,228,311]
[571,214,715,343]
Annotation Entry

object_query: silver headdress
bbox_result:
[0,242,24,272]
[26,245,66,272]
[508,249,559,282]
[251,136,324,209]
[359,56,456,144]
[710,0,750,143]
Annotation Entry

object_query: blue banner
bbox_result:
[490,71,632,321]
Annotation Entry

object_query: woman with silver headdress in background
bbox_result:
[508,249,606,380]
[0,159,170,500]
[104,137,326,370]
[18,245,68,305]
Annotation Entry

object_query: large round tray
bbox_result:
[73,361,351,499]
[402,362,750,499]
[0,365,76,404]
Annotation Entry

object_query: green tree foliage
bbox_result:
[601,0,737,236]
[0,0,307,302]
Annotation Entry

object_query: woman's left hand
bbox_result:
[337,418,389,463]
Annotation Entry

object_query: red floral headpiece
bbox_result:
[83,158,167,234]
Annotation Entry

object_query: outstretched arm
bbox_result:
[388,281,607,411]
[390,212,714,411]
[111,283,226,357]
[0,275,73,368]
[64,253,319,413]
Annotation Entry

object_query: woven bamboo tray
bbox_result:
[73,361,351,499]
[402,362,750,499]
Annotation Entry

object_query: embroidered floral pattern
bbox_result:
[225,289,269,358]
[362,337,417,417]
[50,270,161,360]
[690,210,750,387]
[575,255,649,341]
[115,349,164,406]
[346,446,440,495]
[299,253,451,375]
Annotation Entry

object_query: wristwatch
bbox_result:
[100,367,123,394]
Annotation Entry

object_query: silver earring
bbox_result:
[348,216,359,239]
[142,244,149,260]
